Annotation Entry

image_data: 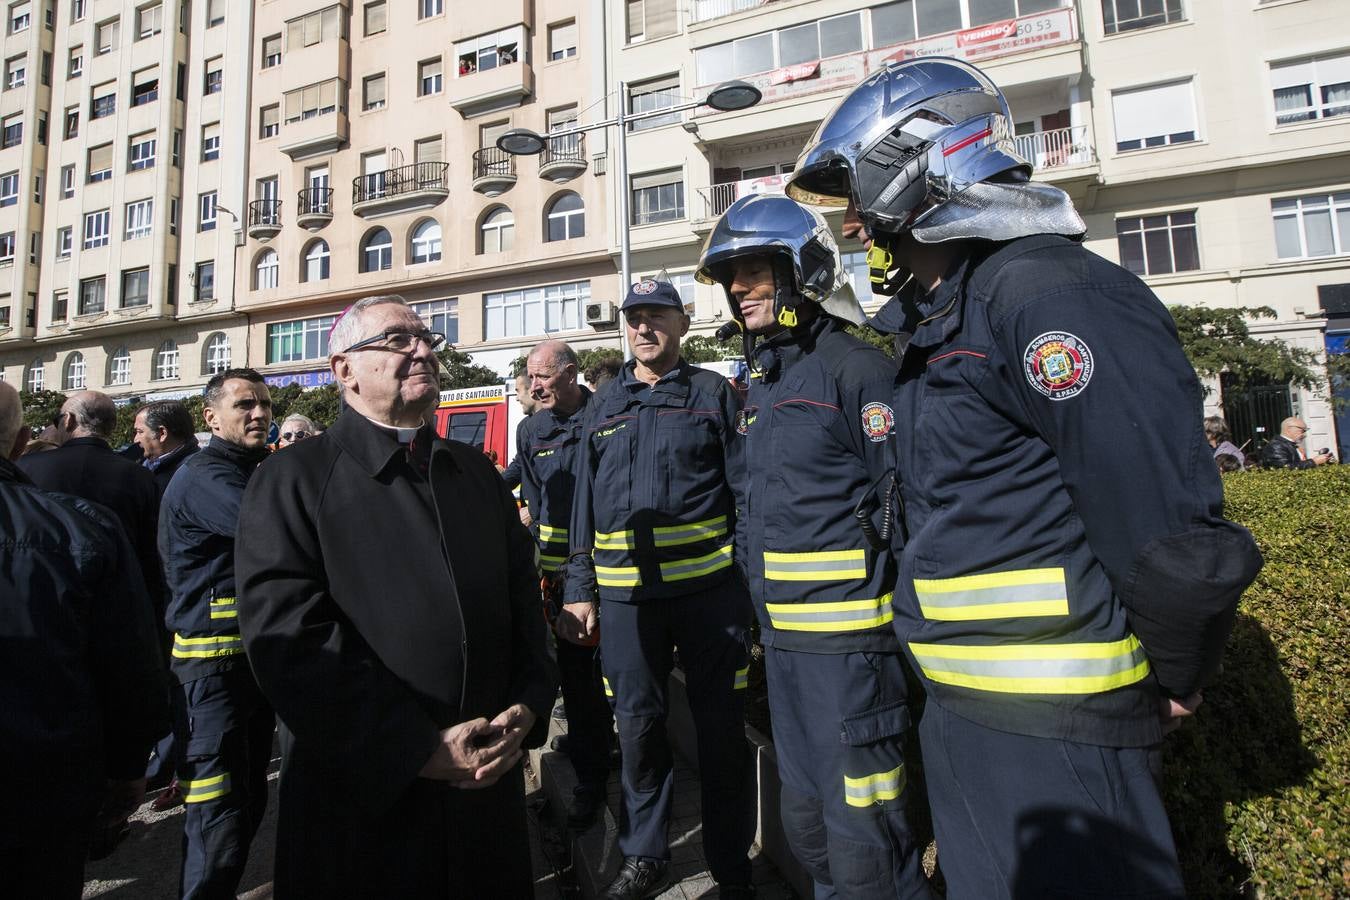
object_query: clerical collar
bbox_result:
[358,412,422,445]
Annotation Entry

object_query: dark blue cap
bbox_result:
[620,279,685,312]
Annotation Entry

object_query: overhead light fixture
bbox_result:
[498,128,547,156]
[704,80,762,112]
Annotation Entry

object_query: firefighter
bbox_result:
[785,57,1263,896]
[696,194,932,899]
[563,280,756,900]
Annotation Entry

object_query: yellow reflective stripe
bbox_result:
[602,676,614,698]
[596,564,641,587]
[733,665,749,690]
[659,545,734,582]
[908,635,1151,694]
[763,549,867,582]
[765,594,893,632]
[844,765,905,807]
[209,597,238,621]
[182,773,232,803]
[539,554,566,572]
[653,516,728,548]
[172,633,245,659]
[595,529,635,551]
[538,524,569,543]
[914,567,1068,621]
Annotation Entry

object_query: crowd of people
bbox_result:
[0,56,1304,900]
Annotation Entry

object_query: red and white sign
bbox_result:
[769,61,820,85]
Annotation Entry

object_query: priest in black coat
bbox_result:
[236,295,556,898]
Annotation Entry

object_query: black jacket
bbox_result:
[0,457,168,834]
[145,437,200,493]
[1259,434,1315,469]
[235,409,555,897]
[513,386,592,573]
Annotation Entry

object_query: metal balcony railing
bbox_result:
[689,0,765,25]
[352,162,450,204]
[248,198,281,227]
[1014,124,1096,171]
[472,147,516,180]
[298,186,333,216]
[696,172,789,220]
[543,132,585,167]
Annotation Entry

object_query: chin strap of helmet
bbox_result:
[865,232,910,297]
[772,256,803,328]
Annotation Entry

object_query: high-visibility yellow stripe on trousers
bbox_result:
[908,634,1151,694]
[659,545,733,582]
[765,594,893,633]
[182,773,232,803]
[914,567,1068,621]
[602,676,614,698]
[764,549,866,582]
[208,596,238,620]
[844,765,905,807]
[172,633,245,659]
[733,665,749,690]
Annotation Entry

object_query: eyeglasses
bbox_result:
[281,431,310,441]
[342,330,446,354]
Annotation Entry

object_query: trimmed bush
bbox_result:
[1163,466,1350,898]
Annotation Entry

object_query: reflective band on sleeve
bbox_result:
[596,565,641,587]
[764,549,867,582]
[733,665,749,690]
[595,529,635,551]
[659,545,734,582]
[539,554,567,573]
[172,633,245,659]
[765,594,893,633]
[208,596,238,620]
[844,765,905,807]
[602,676,614,698]
[653,516,729,548]
[908,635,1151,694]
[182,773,232,803]
[538,524,569,544]
[914,567,1068,621]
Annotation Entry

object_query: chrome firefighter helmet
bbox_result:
[696,193,861,330]
[786,57,1029,237]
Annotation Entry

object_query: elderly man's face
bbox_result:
[132,410,169,460]
[624,306,688,372]
[204,379,273,449]
[1283,419,1309,441]
[526,353,575,412]
[337,304,441,422]
[277,419,312,448]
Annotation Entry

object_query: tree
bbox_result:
[682,334,740,364]
[284,383,341,429]
[437,346,503,390]
[576,347,622,375]
[1167,305,1321,394]
[18,390,68,432]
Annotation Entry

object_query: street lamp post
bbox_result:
[498,79,761,360]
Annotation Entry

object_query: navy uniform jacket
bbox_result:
[871,234,1262,748]
[743,313,902,653]
[515,386,592,574]
[564,360,744,604]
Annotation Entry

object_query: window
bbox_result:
[363,73,385,110]
[26,358,43,390]
[1270,52,1350,126]
[154,340,178,379]
[198,191,216,231]
[131,71,158,105]
[283,78,343,122]
[1115,211,1199,276]
[261,34,281,68]
[1273,192,1350,259]
[56,226,71,257]
[203,56,222,94]
[286,5,342,49]
[206,0,223,27]
[176,61,184,99]
[418,0,442,19]
[410,219,441,263]
[455,27,525,76]
[363,1,386,36]
[70,0,82,22]
[624,0,676,44]
[629,74,679,131]
[1,113,20,148]
[1111,80,1197,152]
[63,352,86,390]
[202,122,220,161]
[136,2,160,38]
[10,1,30,33]
[120,267,149,307]
[549,20,577,60]
[128,132,155,170]
[67,45,81,77]
[778,12,862,66]
[631,169,684,225]
[1102,0,1184,35]
[86,143,111,182]
[360,227,392,272]
[40,49,50,86]
[204,333,230,375]
[194,261,214,300]
[95,17,118,54]
[92,83,116,119]
[0,231,13,262]
[302,239,330,282]
[26,230,37,263]
[484,280,590,339]
[480,207,514,253]
[108,346,130,384]
[124,197,153,239]
[78,276,104,314]
[6,55,26,90]
[169,197,177,234]
[255,249,279,289]
[0,170,17,206]
[411,298,458,344]
[83,208,109,247]
[172,129,181,166]
[418,58,442,96]
[266,314,336,363]
[64,106,78,138]
[260,104,279,138]
[545,192,585,242]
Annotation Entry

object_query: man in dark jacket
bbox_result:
[159,368,275,899]
[1260,416,1333,468]
[0,381,168,899]
[236,295,556,898]
[134,400,201,493]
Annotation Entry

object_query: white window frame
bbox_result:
[154,340,179,380]
[6,56,26,90]
[195,261,215,300]
[361,228,392,271]
[120,267,149,307]
[1272,192,1350,260]
[484,280,590,340]
[0,170,17,206]
[124,197,153,239]
[83,208,109,248]
[129,133,155,170]
[64,352,86,390]
[411,297,458,344]
[303,239,330,281]
[418,58,442,96]
[56,225,71,257]
[78,276,104,314]
[199,191,217,231]
[546,192,585,242]
[410,219,441,263]
[631,169,685,225]
[1111,78,1199,152]
[204,332,231,374]
[418,0,442,19]
[255,248,279,289]
[109,346,131,384]
[1270,51,1350,126]
[266,314,336,364]
[479,207,514,254]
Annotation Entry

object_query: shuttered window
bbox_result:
[415,136,443,164]
[363,1,386,36]
[284,79,342,122]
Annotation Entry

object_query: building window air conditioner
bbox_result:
[585,299,615,326]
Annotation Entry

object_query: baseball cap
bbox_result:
[619,279,685,312]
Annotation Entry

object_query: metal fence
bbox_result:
[352,162,449,204]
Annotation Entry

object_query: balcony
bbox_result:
[351,162,450,219]
[279,110,348,160]
[248,199,282,242]
[539,133,587,183]
[1015,125,1097,176]
[695,172,788,225]
[297,187,334,230]
[472,148,516,197]
[449,61,533,118]
[689,0,761,26]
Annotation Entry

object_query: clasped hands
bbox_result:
[419,703,537,789]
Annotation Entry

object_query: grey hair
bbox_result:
[328,295,411,361]
[281,413,316,431]
[64,391,117,438]
[528,339,579,374]
[0,380,22,456]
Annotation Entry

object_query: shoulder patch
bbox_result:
[860,401,894,442]
[735,407,757,435]
[1023,331,1093,401]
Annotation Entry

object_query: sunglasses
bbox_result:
[281,431,310,441]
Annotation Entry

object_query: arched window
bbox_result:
[545,192,585,242]
[26,358,43,392]
[361,227,393,272]
[255,249,279,290]
[204,332,231,375]
[63,352,86,390]
[302,239,330,282]
[410,219,442,264]
[155,340,179,381]
[108,346,131,385]
[480,206,514,254]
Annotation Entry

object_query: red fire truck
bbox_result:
[433,384,511,465]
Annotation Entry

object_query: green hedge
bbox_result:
[1163,466,1349,898]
